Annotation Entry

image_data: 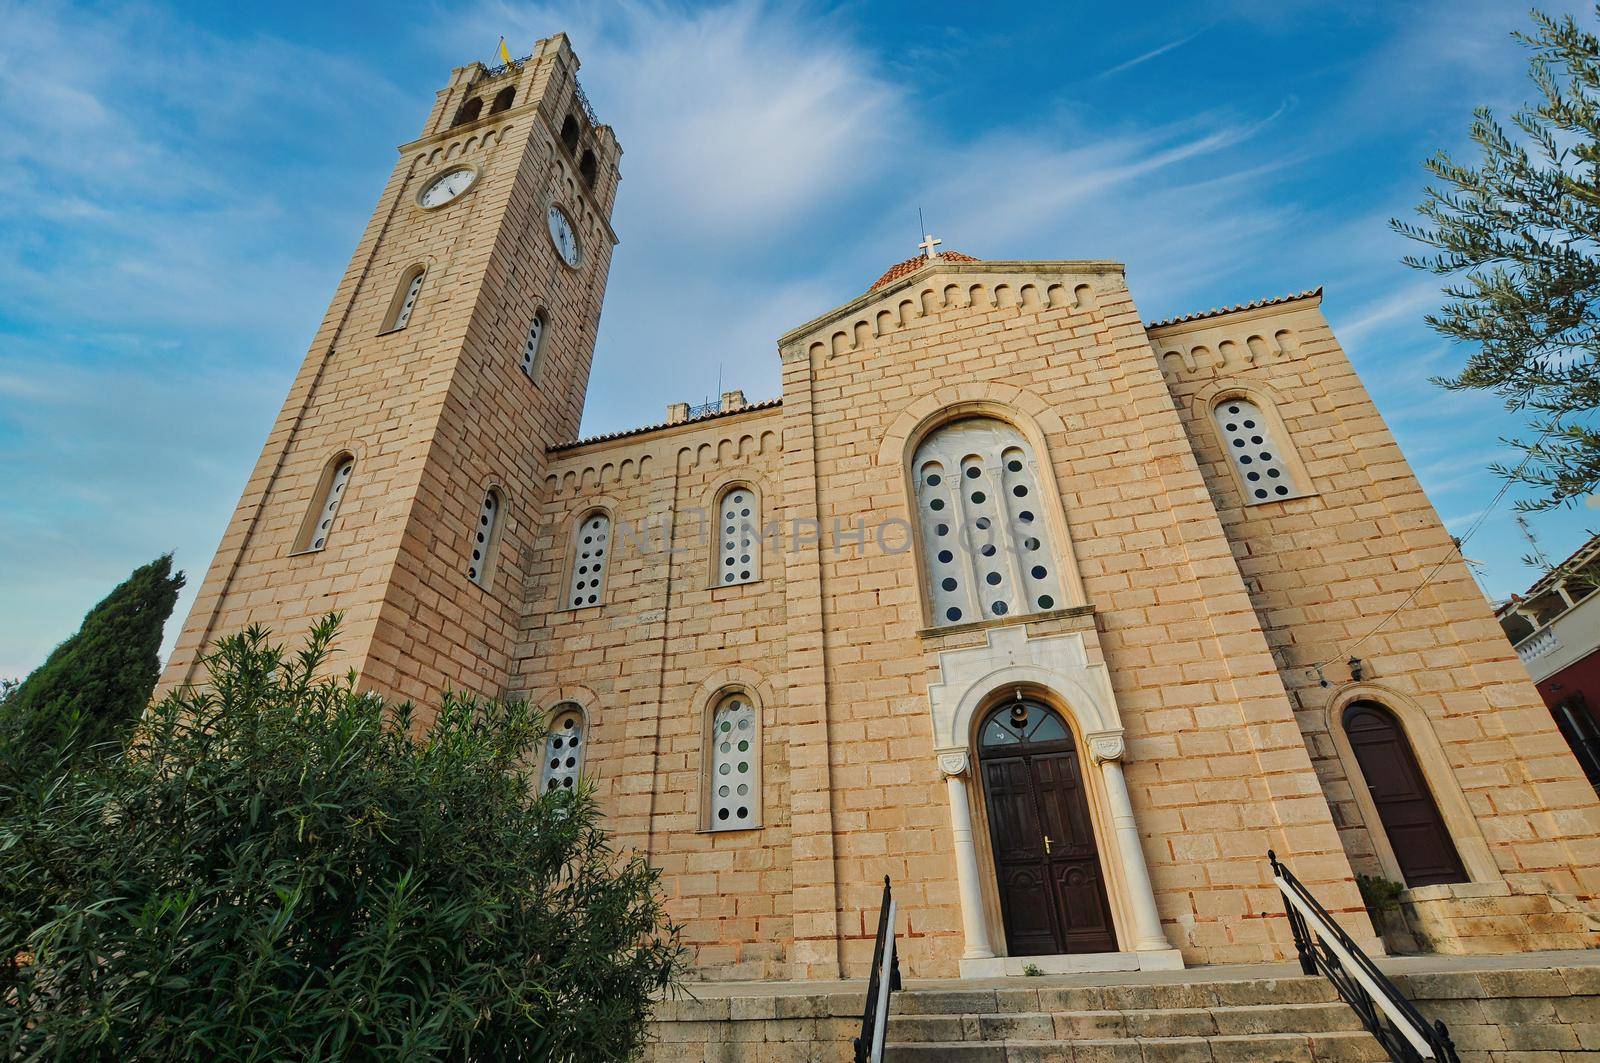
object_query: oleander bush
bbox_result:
[0,616,683,1060]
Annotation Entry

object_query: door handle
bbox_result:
[1043,834,1053,855]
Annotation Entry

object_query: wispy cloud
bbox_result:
[1097,27,1210,79]
[0,0,406,676]
[0,0,1592,671]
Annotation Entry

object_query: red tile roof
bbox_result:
[548,396,782,453]
[869,251,978,291]
[1145,288,1322,330]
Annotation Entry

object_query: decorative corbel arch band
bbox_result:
[793,274,1103,365]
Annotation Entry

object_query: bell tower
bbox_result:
[160,34,622,713]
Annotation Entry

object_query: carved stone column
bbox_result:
[1089,733,1171,953]
[939,751,994,960]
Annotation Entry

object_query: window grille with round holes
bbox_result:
[468,490,500,587]
[540,706,584,793]
[913,418,1066,627]
[566,512,610,608]
[302,457,354,552]
[391,269,424,330]
[709,695,758,829]
[716,486,759,585]
[1213,397,1296,503]
[520,314,545,378]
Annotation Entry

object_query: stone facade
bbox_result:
[161,39,1600,984]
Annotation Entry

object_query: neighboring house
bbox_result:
[1496,535,1600,789]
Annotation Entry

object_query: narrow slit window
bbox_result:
[540,704,585,793]
[296,454,354,553]
[468,489,502,587]
[1213,397,1296,503]
[384,267,425,332]
[715,485,759,585]
[708,693,759,830]
[520,313,545,379]
[566,512,610,608]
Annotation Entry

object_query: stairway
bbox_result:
[882,972,1386,1061]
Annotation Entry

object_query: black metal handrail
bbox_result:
[573,78,599,125]
[852,875,902,1063]
[1268,851,1459,1062]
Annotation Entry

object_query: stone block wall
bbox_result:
[1398,882,1600,955]
[1396,963,1600,1060]
[516,406,794,979]
[776,263,1371,975]
[1155,293,1600,939]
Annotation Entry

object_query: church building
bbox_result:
[160,35,1600,982]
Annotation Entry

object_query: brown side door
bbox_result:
[981,743,1117,955]
[1344,701,1468,887]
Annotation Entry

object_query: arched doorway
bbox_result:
[1343,700,1468,887]
[977,698,1117,955]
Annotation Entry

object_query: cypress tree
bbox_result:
[1,554,184,767]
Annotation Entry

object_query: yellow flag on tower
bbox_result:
[498,36,513,65]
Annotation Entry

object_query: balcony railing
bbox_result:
[1514,626,1561,664]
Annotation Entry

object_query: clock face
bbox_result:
[418,168,475,209]
[547,205,581,267]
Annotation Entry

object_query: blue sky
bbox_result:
[0,0,1593,678]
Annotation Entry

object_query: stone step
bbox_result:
[890,975,1340,1017]
[887,1001,1363,1042]
[882,1029,1388,1062]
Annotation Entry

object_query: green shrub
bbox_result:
[1356,873,1407,913]
[0,616,683,1060]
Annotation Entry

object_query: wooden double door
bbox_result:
[977,700,1117,956]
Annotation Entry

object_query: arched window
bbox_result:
[1343,701,1468,887]
[453,96,483,127]
[579,150,598,189]
[565,511,610,608]
[489,85,515,114]
[713,484,760,586]
[560,114,580,153]
[520,312,546,379]
[1212,395,1299,504]
[707,691,759,830]
[382,265,425,333]
[468,489,503,588]
[540,703,585,793]
[913,417,1066,627]
[293,453,355,553]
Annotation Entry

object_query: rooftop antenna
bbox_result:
[1517,515,1553,571]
